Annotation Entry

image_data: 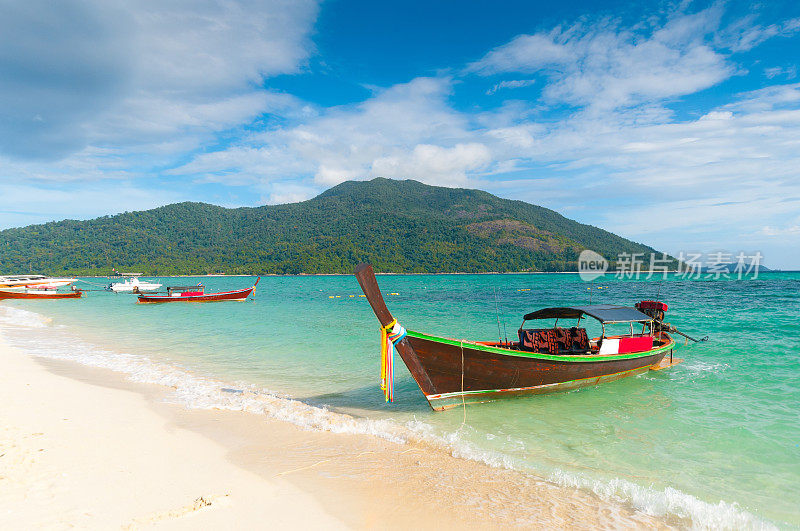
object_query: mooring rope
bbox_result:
[76,279,110,288]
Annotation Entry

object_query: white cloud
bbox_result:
[719,16,800,52]
[0,146,135,183]
[492,83,800,192]
[468,7,732,112]
[166,144,315,184]
[469,32,573,74]
[370,143,492,185]
[759,225,800,237]
[723,83,800,113]
[262,181,318,205]
[486,79,536,95]
[0,0,319,164]
[0,182,183,229]
[764,65,797,79]
[128,0,316,94]
[169,77,493,187]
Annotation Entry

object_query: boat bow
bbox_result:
[354,264,438,400]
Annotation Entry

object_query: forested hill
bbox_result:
[0,178,661,275]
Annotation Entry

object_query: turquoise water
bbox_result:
[1,272,798,527]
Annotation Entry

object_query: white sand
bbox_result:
[0,333,345,529]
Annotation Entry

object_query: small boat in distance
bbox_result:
[136,278,259,303]
[109,268,142,278]
[355,263,692,411]
[0,287,83,300]
[0,274,78,290]
[107,278,163,293]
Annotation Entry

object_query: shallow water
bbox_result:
[1,272,798,528]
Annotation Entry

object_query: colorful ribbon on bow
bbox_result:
[380,319,406,402]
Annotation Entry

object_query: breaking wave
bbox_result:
[549,470,774,529]
[0,305,52,328]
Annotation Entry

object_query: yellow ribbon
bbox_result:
[380,319,397,398]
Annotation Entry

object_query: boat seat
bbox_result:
[518,328,559,354]
[569,327,590,352]
[518,327,590,355]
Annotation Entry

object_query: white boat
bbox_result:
[107,277,162,293]
[0,274,77,290]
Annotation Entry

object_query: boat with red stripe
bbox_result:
[136,278,259,303]
[0,287,83,300]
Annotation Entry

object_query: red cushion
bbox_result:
[636,300,668,311]
[618,336,653,353]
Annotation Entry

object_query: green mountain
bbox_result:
[0,178,661,275]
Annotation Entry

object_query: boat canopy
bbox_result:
[523,304,652,323]
[167,285,205,293]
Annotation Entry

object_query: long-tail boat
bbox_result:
[136,278,259,303]
[0,274,77,290]
[355,264,686,411]
[0,287,83,300]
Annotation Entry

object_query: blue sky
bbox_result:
[1,0,800,268]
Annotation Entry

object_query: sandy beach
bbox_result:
[0,331,345,529]
[0,325,674,529]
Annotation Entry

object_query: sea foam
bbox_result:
[548,469,775,530]
[0,305,51,328]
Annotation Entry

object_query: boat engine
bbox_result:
[636,301,674,334]
[635,300,667,320]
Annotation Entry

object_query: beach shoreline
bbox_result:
[0,318,674,529]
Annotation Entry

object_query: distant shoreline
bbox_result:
[86,271,595,278]
[73,269,794,278]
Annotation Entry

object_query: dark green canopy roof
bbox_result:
[523,304,652,323]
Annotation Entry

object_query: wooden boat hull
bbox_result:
[137,287,254,303]
[403,331,675,410]
[404,331,675,410]
[0,290,83,300]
